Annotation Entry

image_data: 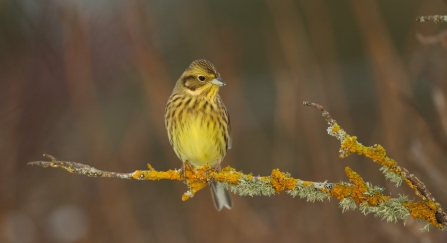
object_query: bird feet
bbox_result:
[181,161,194,183]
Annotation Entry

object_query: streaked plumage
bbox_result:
[165,59,233,211]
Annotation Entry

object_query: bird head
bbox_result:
[175,59,225,97]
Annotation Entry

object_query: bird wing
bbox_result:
[226,108,232,150]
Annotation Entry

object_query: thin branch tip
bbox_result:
[303,101,336,125]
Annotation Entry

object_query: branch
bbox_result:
[28,102,447,231]
[303,101,447,230]
[28,154,136,179]
[416,15,447,24]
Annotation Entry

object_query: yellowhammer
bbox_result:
[165,59,233,211]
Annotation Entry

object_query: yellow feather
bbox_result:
[176,109,222,166]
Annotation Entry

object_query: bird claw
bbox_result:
[181,161,194,183]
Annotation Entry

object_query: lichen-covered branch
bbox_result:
[416,15,447,24]
[28,102,447,231]
[29,154,408,224]
[303,101,447,230]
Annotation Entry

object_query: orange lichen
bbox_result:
[181,194,190,201]
[270,169,299,193]
[331,183,352,200]
[331,124,341,133]
[340,135,397,170]
[319,188,330,194]
[132,164,182,181]
[302,181,313,187]
[133,164,245,201]
[331,167,389,206]
[182,180,208,201]
[214,166,242,184]
[404,201,442,229]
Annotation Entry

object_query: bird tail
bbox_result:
[210,182,233,211]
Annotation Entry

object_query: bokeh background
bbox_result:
[2,0,447,242]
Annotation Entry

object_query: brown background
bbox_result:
[1,0,447,242]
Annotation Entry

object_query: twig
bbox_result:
[28,154,135,179]
[303,101,336,125]
[416,15,447,24]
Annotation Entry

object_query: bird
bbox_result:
[164,59,233,211]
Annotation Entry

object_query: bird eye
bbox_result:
[198,75,206,81]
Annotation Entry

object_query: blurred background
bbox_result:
[1,0,447,242]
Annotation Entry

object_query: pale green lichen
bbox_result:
[380,166,403,187]
[421,223,431,232]
[340,198,357,212]
[359,195,410,223]
[287,181,331,202]
[222,176,276,197]
[327,124,346,142]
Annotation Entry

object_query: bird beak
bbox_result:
[211,76,226,86]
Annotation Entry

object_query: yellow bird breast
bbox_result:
[175,111,224,167]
